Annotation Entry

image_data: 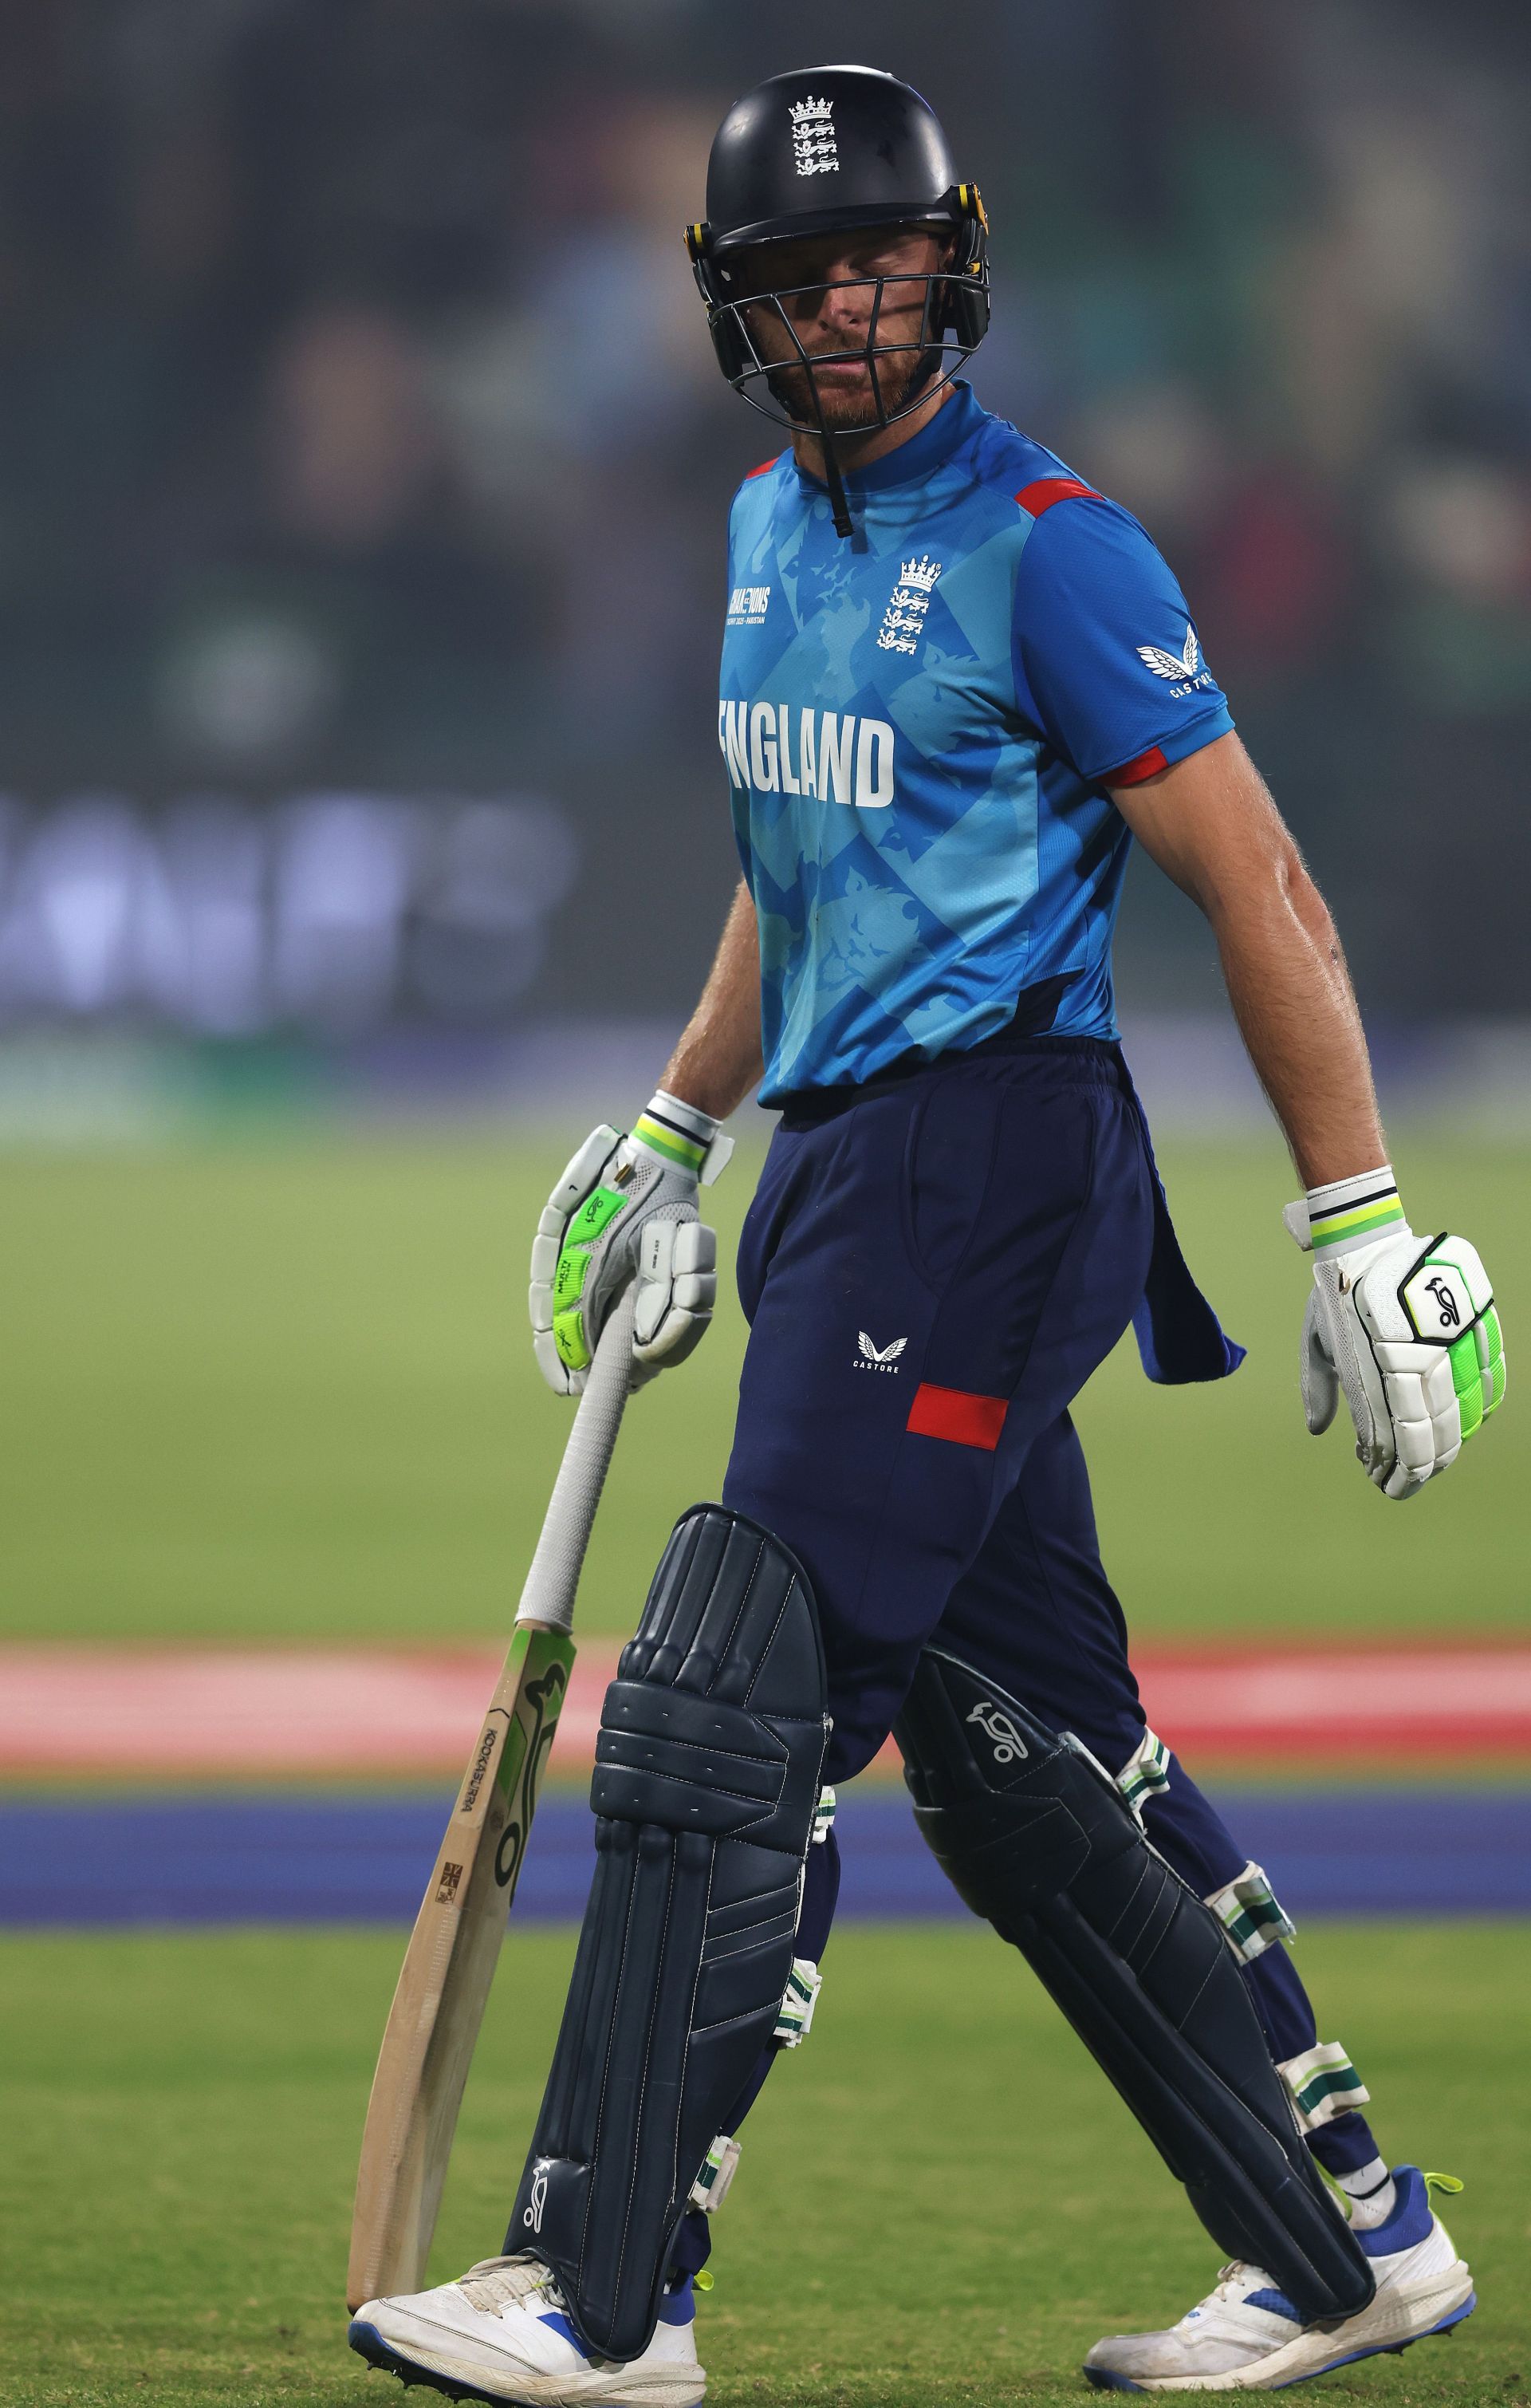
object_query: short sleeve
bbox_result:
[1011,493,1233,786]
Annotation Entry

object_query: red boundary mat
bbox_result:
[4,1641,1530,1776]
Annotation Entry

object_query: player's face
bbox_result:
[731,226,950,430]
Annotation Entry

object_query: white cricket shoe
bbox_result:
[1083,2167,1474,2392]
[349,2254,706,2406]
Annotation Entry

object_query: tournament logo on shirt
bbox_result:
[876,555,942,656]
[726,585,771,627]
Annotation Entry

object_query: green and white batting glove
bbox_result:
[528,1092,734,1397]
[1284,1165,1505,1500]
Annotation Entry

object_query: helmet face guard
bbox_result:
[687,66,990,534]
[687,193,990,444]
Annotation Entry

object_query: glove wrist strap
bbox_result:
[632,1090,726,1180]
[1306,1165,1404,1255]
[1286,1164,1405,1255]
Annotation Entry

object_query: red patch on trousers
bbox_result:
[905,1383,1008,1451]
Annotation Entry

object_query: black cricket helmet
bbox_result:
[686,65,989,495]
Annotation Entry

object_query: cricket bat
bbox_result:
[347,1287,638,2315]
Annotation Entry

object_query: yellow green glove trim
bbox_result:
[566,1184,631,1247]
[552,1184,632,1367]
[633,1112,707,1173]
[553,1306,591,1371]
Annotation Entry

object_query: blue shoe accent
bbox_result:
[1357,2165,1434,2257]
[1080,2288,1477,2395]
[536,2308,591,2355]
[1242,2288,1302,2321]
[347,2316,506,2404]
[1266,2291,1478,2389]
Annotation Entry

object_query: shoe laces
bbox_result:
[458,2256,568,2319]
[1198,2262,1275,2314]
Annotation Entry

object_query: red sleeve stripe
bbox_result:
[906,1382,1008,1451]
[1107,743,1169,787]
[745,455,781,480]
[1013,475,1099,517]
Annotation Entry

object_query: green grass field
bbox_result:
[0,1125,1525,1646]
[2,1126,1526,2406]
[2,1920,1526,2407]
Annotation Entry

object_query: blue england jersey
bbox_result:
[718,380,1233,1102]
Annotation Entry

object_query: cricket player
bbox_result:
[352,65,1505,2401]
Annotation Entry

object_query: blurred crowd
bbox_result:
[1,0,1529,1024]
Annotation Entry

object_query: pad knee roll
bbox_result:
[895,1649,1373,2327]
[510,1505,829,2362]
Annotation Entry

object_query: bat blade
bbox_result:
[346,1623,576,2313]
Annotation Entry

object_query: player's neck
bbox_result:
[790,379,954,485]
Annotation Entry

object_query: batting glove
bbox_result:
[529,1092,733,1397]
[1284,1167,1505,1500]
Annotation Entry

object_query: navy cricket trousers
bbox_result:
[718,1038,1380,2178]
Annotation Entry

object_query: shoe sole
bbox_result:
[349,2315,706,2408]
[1083,2280,1476,2394]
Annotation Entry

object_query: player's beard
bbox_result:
[755,325,935,435]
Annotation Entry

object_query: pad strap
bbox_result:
[1278,2040,1371,2133]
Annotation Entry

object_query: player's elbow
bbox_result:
[1273,834,1328,927]
[1234,810,1313,916]
[1200,826,1323,946]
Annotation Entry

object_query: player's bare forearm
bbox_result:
[1113,732,1386,1187]
[659,880,765,1121]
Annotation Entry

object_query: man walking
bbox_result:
[352,65,1502,2401]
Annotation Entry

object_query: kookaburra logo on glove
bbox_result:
[1284,1171,1505,1500]
[1423,1275,1461,1330]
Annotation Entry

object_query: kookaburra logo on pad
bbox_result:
[789,96,838,176]
[966,1701,1029,1765]
[856,1331,907,1371]
[521,2161,550,2234]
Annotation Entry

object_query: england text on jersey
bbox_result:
[718,702,895,810]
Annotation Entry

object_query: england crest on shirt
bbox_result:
[876,554,941,656]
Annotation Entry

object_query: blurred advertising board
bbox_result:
[0,793,575,1035]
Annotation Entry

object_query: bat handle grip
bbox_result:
[515,1283,638,1634]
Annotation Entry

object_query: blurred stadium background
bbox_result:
[2,4,1529,2402]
